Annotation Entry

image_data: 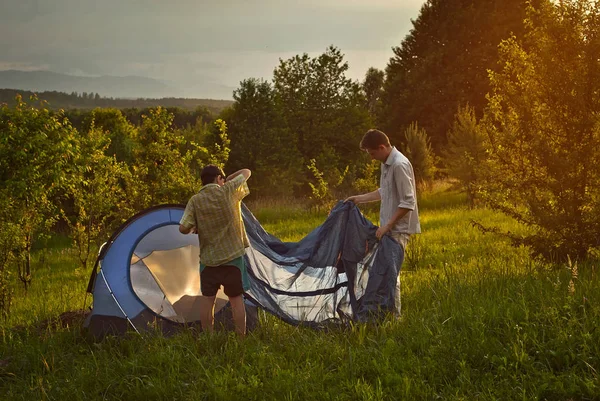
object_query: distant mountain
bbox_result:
[0,70,182,99]
[0,88,233,114]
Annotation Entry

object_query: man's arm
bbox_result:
[376,207,410,240]
[226,169,251,182]
[224,168,251,201]
[344,189,381,204]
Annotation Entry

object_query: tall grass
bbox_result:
[1,187,599,400]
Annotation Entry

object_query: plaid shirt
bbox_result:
[180,175,250,266]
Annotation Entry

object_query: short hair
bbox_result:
[200,164,225,185]
[360,129,391,150]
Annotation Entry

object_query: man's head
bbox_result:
[360,129,392,162]
[200,164,226,186]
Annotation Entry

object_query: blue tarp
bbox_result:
[243,201,404,326]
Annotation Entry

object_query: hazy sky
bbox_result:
[0,0,425,99]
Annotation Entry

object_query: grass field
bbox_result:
[1,187,599,400]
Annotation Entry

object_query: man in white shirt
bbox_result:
[345,129,421,315]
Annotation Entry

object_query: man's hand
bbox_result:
[345,190,380,204]
[179,224,197,234]
[344,195,360,204]
[226,168,251,182]
[376,224,391,240]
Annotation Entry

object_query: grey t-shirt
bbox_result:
[378,147,421,235]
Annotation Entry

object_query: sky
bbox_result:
[0,0,425,99]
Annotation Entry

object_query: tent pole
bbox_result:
[99,269,140,334]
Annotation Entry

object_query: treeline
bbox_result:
[0,88,233,115]
[1,0,599,317]
[63,106,216,132]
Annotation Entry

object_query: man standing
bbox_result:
[179,164,251,337]
[345,129,421,315]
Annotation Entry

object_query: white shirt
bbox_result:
[378,147,421,235]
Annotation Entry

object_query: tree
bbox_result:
[443,105,488,206]
[82,108,136,164]
[381,0,534,152]
[62,122,129,270]
[0,95,78,288]
[224,78,300,195]
[402,122,437,191]
[480,0,600,261]
[0,217,20,318]
[175,114,212,178]
[273,46,371,191]
[126,107,230,211]
[362,67,385,123]
[127,107,201,210]
[206,118,231,168]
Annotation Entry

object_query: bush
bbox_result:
[443,105,488,207]
[402,122,437,191]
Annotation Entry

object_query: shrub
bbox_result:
[402,122,437,191]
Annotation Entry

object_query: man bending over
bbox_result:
[345,129,420,316]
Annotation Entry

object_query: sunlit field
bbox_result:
[1,186,599,400]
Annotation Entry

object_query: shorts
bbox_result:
[200,264,244,297]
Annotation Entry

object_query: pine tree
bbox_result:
[402,122,437,191]
[443,105,488,206]
[381,0,534,152]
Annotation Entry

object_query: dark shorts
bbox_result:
[201,265,244,297]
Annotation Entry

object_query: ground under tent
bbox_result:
[84,202,403,338]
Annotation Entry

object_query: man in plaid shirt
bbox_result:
[179,164,251,337]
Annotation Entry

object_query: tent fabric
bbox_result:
[243,201,403,326]
[85,201,403,338]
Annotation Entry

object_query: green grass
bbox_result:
[1,188,599,400]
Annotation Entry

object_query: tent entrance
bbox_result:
[130,225,228,323]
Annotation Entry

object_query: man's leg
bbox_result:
[199,295,217,333]
[221,265,246,338]
[228,294,246,338]
[391,233,410,317]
